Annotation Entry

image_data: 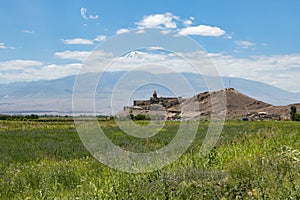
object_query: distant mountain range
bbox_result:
[0,71,299,115]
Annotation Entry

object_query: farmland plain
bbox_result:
[1,119,300,199]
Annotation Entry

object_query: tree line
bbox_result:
[0,114,39,121]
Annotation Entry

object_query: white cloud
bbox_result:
[0,62,82,83]
[209,53,300,92]
[0,60,43,71]
[116,28,130,35]
[94,35,107,42]
[22,30,35,34]
[54,50,114,65]
[183,19,193,26]
[136,12,179,29]
[160,30,171,35]
[0,43,6,49]
[225,35,233,39]
[134,13,226,38]
[136,13,196,30]
[40,63,82,79]
[54,51,90,61]
[146,46,164,50]
[136,29,145,34]
[178,25,226,37]
[235,40,256,48]
[86,50,300,92]
[0,42,15,49]
[81,8,99,20]
[2,50,300,92]
[62,38,94,45]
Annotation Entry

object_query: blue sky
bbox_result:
[1,0,300,92]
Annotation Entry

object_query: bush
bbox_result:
[294,113,300,121]
[290,106,297,121]
[135,114,146,120]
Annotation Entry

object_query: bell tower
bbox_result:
[153,90,158,99]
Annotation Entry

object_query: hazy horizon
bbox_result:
[1,1,300,93]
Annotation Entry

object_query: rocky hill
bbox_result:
[117,88,300,120]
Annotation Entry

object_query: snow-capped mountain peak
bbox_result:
[123,51,147,58]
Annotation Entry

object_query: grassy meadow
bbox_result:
[0,119,300,199]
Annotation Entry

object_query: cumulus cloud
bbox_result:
[136,12,179,29]
[116,12,225,38]
[135,13,225,37]
[94,35,107,42]
[178,25,226,36]
[189,16,195,21]
[235,40,256,48]
[0,60,43,71]
[54,50,114,65]
[136,13,196,29]
[62,38,94,45]
[183,20,193,26]
[116,28,130,35]
[0,61,82,83]
[54,51,90,61]
[81,8,99,20]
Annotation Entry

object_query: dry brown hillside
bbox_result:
[117,88,298,120]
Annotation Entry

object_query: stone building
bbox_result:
[133,91,181,108]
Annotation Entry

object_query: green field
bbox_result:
[1,119,300,199]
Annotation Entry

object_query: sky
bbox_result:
[1,0,300,92]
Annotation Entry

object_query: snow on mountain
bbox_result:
[123,51,147,58]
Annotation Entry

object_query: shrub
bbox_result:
[293,113,300,121]
[290,106,297,121]
[135,114,146,120]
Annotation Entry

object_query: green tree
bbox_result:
[290,106,297,121]
[295,113,300,121]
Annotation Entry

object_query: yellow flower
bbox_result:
[252,188,258,196]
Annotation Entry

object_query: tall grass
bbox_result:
[0,120,299,199]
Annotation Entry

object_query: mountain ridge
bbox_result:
[0,71,299,115]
